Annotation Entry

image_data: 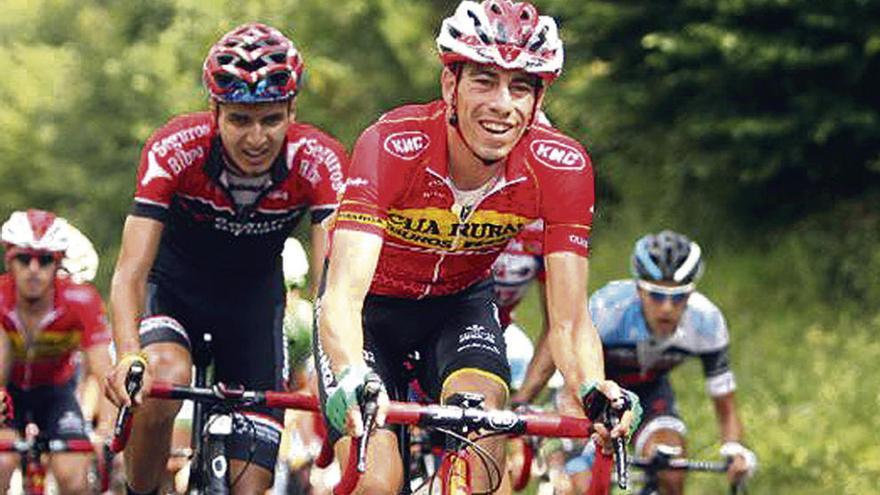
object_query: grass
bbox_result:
[511,215,880,494]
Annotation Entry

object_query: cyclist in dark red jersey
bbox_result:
[104,23,348,495]
[0,210,114,493]
[315,2,640,493]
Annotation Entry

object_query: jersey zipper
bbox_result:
[419,169,527,298]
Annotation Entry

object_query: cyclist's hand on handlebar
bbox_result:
[324,364,388,437]
[105,352,151,407]
[720,441,757,483]
[580,380,643,442]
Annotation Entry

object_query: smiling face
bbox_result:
[442,63,541,162]
[8,251,58,303]
[216,101,293,176]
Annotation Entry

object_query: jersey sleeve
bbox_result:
[333,125,395,237]
[695,304,737,397]
[293,130,350,224]
[131,124,187,222]
[76,285,111,349]
[534,139,594,257]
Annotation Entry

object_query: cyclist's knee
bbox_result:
[139,344,192,423]
[636,415,687,459]
[50,453,91,494]
[229,460,273,495]
[0,453,16,486]
[441,370,508,409]
[642,428,687,495]
[144,343,192,384]
[336,431,403,495]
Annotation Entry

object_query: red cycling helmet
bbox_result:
[1,209,70,262]
[436,0,564,82]
[203,22,304,103]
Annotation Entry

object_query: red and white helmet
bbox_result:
[1,210,70,258]
[436,0,564,82]
[203,22,304,103]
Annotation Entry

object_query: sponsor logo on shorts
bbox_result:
[383,131,430,160]
[530,139,586,170]
[457,324,500,355]
[459,325,496,344]
[57,411,85,436]
[139,316,189,344]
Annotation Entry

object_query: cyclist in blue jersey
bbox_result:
[565,231,757,494]
[104,23,348,495]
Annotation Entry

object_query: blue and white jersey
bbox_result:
[589,280,736,397]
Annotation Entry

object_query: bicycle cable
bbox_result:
[227,411,258,490]
[201,403,258,490]
[434,427,504,495]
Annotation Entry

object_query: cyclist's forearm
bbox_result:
[514,330,557,403]
[318,291,367,373]
[110,216,163,356]
[309,222,330,300]
[713,392,744,442]
[544,254,604,396]
[84,345,116,430]
[549,318,605,397]
[0,332,9,385]
[110,269,146,355]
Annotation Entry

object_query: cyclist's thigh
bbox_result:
[139,282,194,382]
[419,279,511,403]
[208,295,286,473]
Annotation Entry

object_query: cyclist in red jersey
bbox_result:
[0,210,114,493]
[103,23,348,495]
[315,2,640,493]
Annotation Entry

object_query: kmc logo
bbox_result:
[384,131,431,160]
[530,139,586,170]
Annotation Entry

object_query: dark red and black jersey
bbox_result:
[132,112,348,293]
[0,275,110,389]
[335,100,593,299]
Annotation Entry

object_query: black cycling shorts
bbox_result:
[632,377,681,421]
[139,282,286,472]
[315,278,511,444]
[8,379,89,441]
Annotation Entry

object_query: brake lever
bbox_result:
[584,389,629,490]
[110,362,144,453]
[356,374,382,473]
[609,412,628,490]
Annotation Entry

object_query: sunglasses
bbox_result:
[13,252,57,267]
[637,280,694,305]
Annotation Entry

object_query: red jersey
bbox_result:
[335,100,593,299]
[492,220,545,328]
[133,112,347,291]
[0,274,110,389]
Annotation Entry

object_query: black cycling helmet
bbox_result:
[630,230,703,284]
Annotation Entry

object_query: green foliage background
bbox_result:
[1,0,878,492]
